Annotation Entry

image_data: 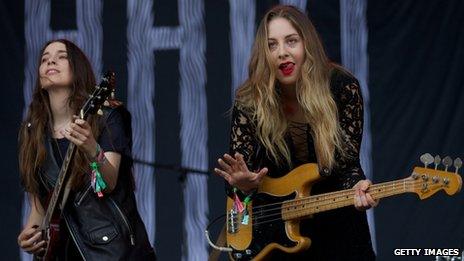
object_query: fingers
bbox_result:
[366,193,379,207]
[354,188,362,209]
[73,116,90,128]
[359,192,369,207]
[362,180,372,190]
[235,153,250,173]
[354,180,378,210]
[360,179,377,207]
[217,158,232,173]
[254,167,268,181]
[65,120,90,140]
[215,154,240,186]
[61,128,83,145]
[19,229,42,250]
[215,152,269,192]
[69,122,90,137]
[24,239,46,254]
[61,117,96,156]
[223,154,239,170]
[355,180,371,191]
[214,168,233,184]
[18,227,35,246]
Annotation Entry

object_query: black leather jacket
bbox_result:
[38,108,156,260]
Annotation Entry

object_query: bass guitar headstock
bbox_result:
[409,153,462,199]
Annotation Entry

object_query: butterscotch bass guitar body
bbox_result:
[224,156,462,260]
[226,164,319,260]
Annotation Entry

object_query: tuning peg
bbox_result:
[420,153,434,168]
[433,155,441,170]
[454,158,462,173]
[442,156,453,171]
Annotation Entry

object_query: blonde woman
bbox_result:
[215,5,376,260]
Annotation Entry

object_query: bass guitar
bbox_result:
[34,71,115,260]
[224,154,462,260]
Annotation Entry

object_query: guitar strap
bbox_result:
[60,176,73,210]
[58,109,112,209]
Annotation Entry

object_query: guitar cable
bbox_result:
[205,214,233,252]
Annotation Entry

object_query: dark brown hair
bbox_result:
[19,39,100,194]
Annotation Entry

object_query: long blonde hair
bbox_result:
[236,5,345,169]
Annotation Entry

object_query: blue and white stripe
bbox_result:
[127,0,157,248]
[340,0,376,252]
[178,1,209,261]
[280,0,307,11]
[127,1,209,260]
[229,0,256,95]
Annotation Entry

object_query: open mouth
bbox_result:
[279,62,295,76]
[46,69,60,75]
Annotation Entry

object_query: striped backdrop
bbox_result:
[20,1,374,260]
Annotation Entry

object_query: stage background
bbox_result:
[0,0,463,260]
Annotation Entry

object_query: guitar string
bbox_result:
[42,82,109,223]
[251,182,409,224]
[254,182,441,220]
[250,182,447,226]
[251,175,450,216]
[248,178,406,213]
[248,179,411,215]
[248,182,445,227]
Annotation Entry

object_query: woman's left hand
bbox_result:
[353,179,379,211]
[62,115,98,158]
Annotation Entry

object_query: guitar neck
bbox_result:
[282,178,415,220]
[42,142,77,227]
[38,71,116,230]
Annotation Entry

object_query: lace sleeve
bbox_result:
[229,102,257,169]
[334,76,366,189]
[225,102,259,197]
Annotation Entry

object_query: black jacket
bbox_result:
[38,107,156,260]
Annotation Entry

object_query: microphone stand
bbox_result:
[133,158,211,183]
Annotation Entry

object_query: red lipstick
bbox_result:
[279,62,295,76]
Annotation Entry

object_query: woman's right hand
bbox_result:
[18,226,46,254]
[214,152,268,193]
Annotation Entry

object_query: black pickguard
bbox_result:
[230,192,297,260]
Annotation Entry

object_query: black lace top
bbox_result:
[229,68,366,191]
[227,68,375,259]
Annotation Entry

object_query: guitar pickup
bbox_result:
[227,209,238,234]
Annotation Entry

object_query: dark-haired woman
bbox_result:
[17,39,155,260]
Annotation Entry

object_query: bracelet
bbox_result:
[91,144,107,164]
[232,187,253,225]
[89,144,107,197]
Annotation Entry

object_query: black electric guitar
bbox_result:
[34,71,115,261]
[224,154,462,260]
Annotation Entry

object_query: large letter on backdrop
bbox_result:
[127,0,208,259]
[22,0,103,260]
